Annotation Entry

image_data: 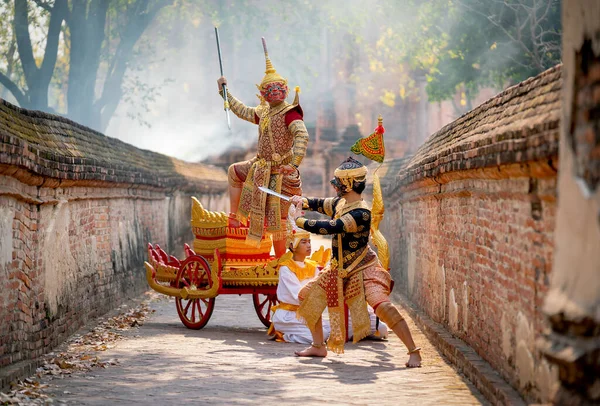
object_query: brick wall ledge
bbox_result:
[394,293,526,406]
[385,160,558,202]
[0,173,168,206]
[0,359,41,391]
[386,65,561,193]
[0,99,228,194]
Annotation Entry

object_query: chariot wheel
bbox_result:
[175,255,216,329]
[252,293,279,328]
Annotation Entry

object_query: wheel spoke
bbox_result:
[258,296,269,312]
[196,300,204,318]
[184,299,193,315]
[180,267,190,288]
[192,263,199,285]
[191,299,196,322]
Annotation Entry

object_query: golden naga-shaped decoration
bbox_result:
[370,173,390,270]
[191,197,228,229]
[190,196,272,259]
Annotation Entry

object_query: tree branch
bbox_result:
[39,0,68,86]
[457,0,539,69]
[31,0,52,12]
[0,71,29,106]
[537,0,553,26]
[95,0,172,112]
[529,0,544,71]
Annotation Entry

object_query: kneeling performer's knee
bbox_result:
[375,302,404,330]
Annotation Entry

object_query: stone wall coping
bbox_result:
[384,65,562,195]
[0,98,228,193]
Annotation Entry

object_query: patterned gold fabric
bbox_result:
[298,198,370,270]
[228,157,257,188]
[340,214,358,233]
[288,120,309,167]
[220,89,257,123]
[296,197,391,354]
[363,265,392,309]
[297,253,378,354]
[224,92,307,244]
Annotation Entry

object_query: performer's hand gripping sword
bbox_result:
[214,26,231,130]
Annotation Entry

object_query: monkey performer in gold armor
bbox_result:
[289,157,422,367]
[217,38,309,257]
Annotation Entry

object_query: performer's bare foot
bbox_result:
[294,343,327,357]
[405,348,422,368]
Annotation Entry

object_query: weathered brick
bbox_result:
[0,100,229,391]
[381,66,560,404]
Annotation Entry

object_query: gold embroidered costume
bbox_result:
[295,157,393,354]
[221,40,309,245]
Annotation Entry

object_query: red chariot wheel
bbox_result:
[175,256,216,329]
[252,293,279,328]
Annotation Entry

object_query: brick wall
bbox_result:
[381,66,561,403]
[0,99,228,387]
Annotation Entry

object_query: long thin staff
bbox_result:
[214,26,231,130]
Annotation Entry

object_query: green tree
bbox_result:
[355,0,560,115]
[0,0,177,131]
[427,0,561,108]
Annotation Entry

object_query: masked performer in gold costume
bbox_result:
[289,157,422,368]
[217,38,309,257]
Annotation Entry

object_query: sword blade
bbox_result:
[258,186,290,201]
[215,27,231,131]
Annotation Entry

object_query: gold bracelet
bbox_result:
[311,342,326,349]
[407,347,421,355]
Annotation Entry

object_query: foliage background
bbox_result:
[0,0,561,160]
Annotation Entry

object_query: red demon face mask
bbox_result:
[261,81,288,103]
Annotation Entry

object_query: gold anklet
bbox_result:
[311,342,326,349]
[407,347,421,355]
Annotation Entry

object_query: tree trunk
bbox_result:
[66,0,109,129]
[13,0,66,111]
[95,0,173,132]
[65,0,171,132]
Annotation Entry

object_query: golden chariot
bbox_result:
[144,197,330,329]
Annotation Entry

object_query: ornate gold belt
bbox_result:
[258,150,293,166]
[337,247,370,279]
[272,302,299,312]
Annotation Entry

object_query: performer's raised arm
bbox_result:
[217,77,259,124]
[295,209,369,235]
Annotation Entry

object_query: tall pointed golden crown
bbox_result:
[258,37,287,90]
